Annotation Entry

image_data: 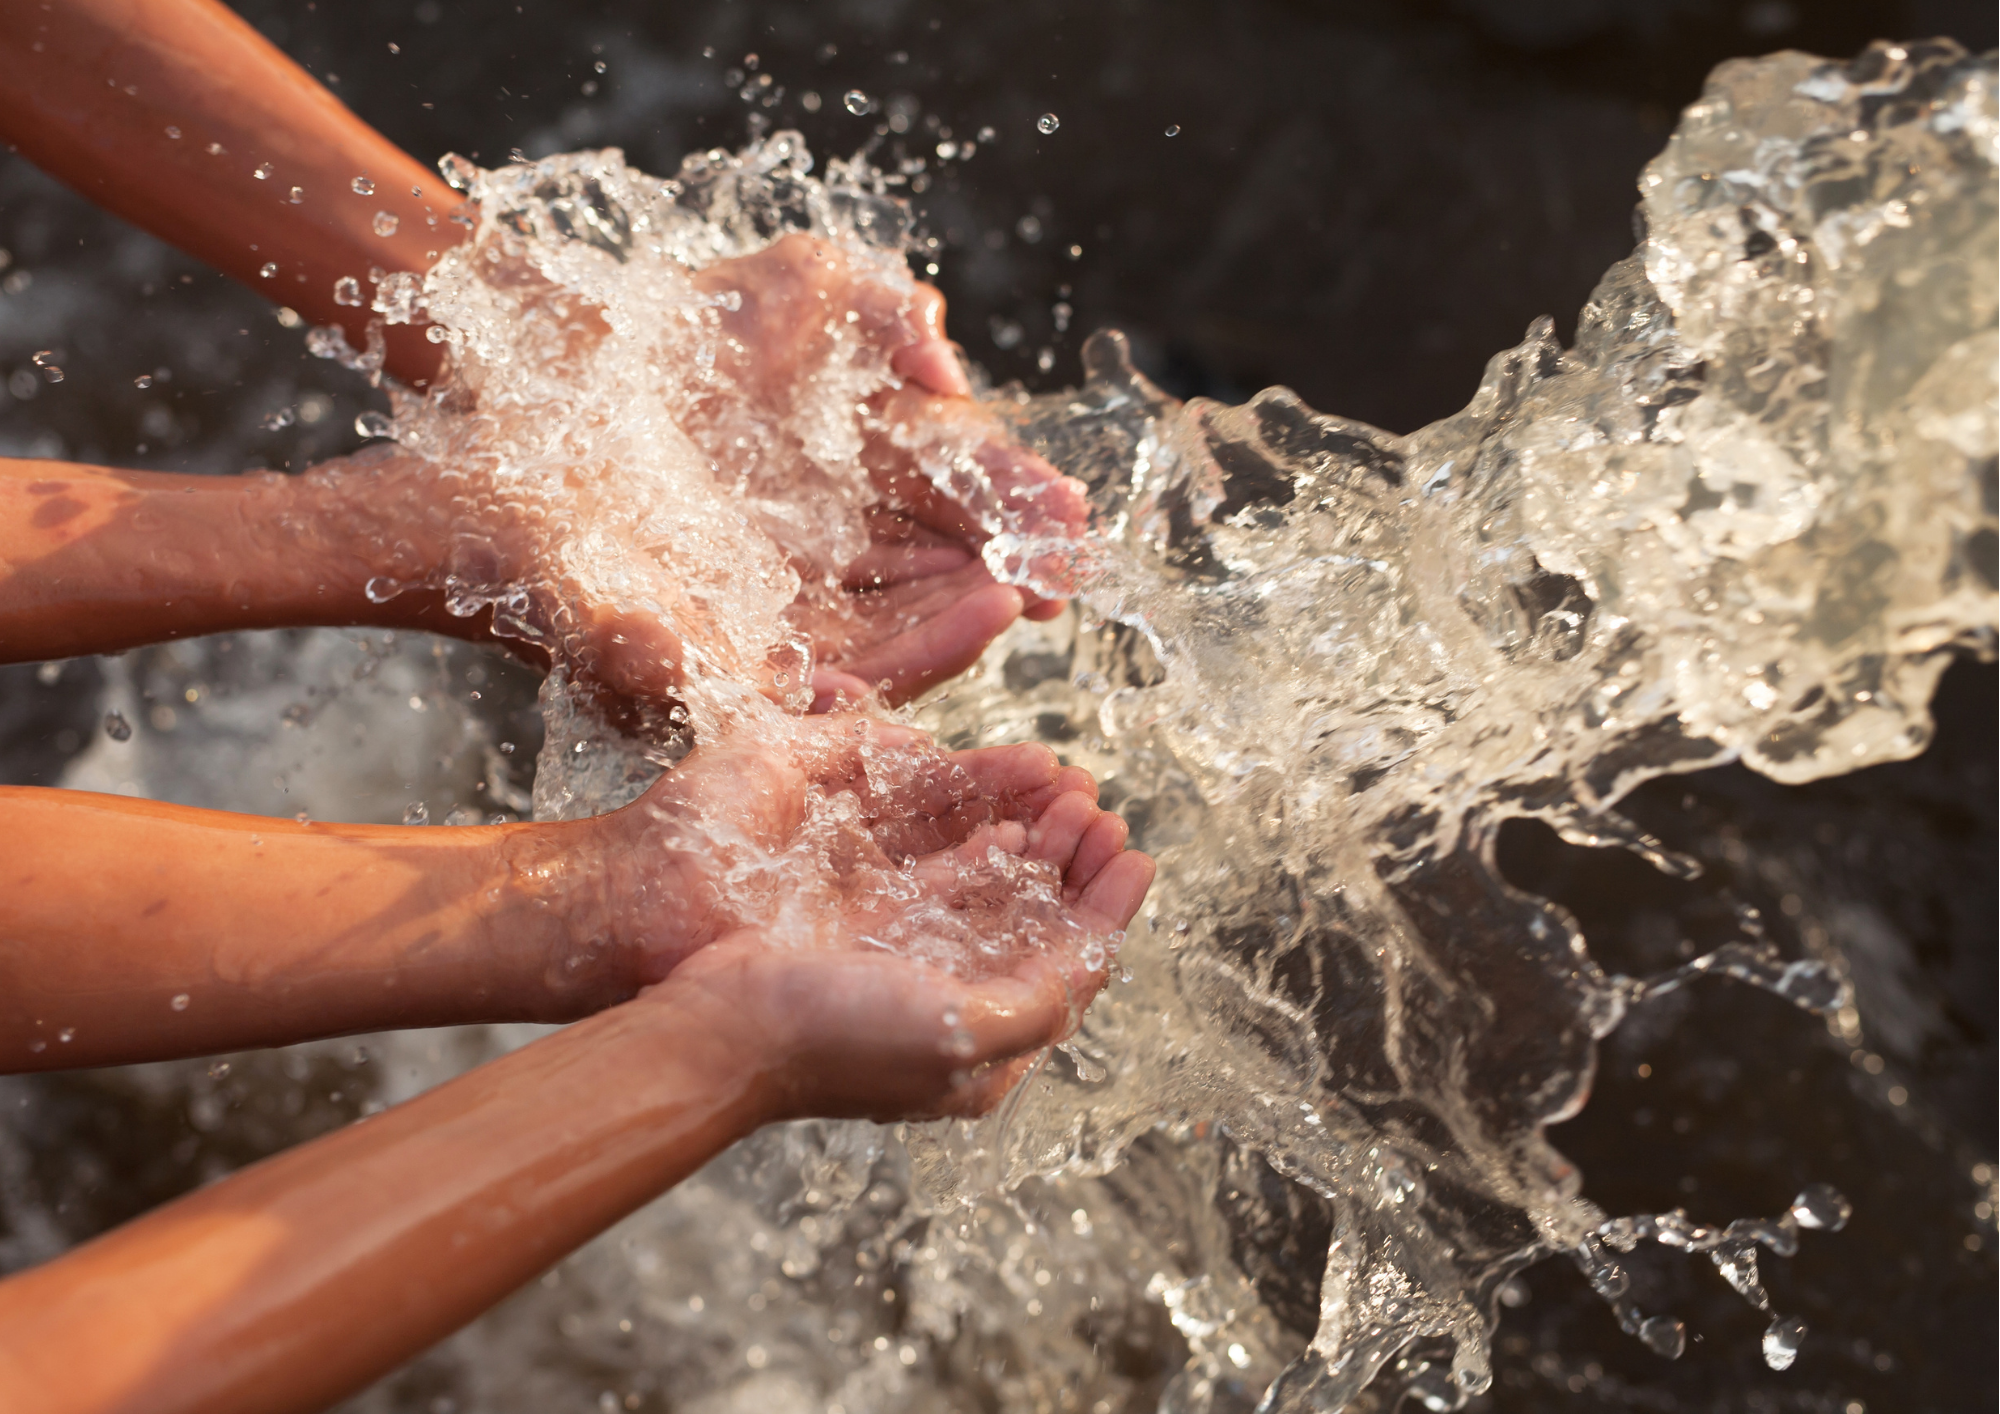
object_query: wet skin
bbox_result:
[0,0,1088,718]
[0,2,1156,1410]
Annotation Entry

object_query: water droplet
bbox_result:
[437,153,478,191]
[373,211,400,237]
[58,1027,74,1043]
[355,410,395,439]
[103,711,132,742]
[403,801,430,826]
[1762,1314,1807,1370]
[261,407,296,431]
[842,89,871,116]
[333,275,364,306]
[259,262,278,278]
[1036,113,1060,135]
[1640,1315,1686,1358]
[253,163,273,180]
[364,576,399,604]
[133,374,152,389]
[31,351,62,383]
[170,992,191,1011]
[1164,123,1181,136]
[26,1039,45,1054]
[1790,1183,1851,1231]
[288,185,304,204]
[208,1059,232,1079]
[352,175,375,195]
[164,125,181,140]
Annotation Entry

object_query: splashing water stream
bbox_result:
[14,39,1995,1414]
[345,38,1994,1412]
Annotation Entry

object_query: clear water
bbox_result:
[8,38,1995,1414]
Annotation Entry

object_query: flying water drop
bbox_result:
[1164,123,1181,136]
[352,175,375,195]
[842,89,871,115]
[132,374,152,389]
[31,351,62,383]
[1790,1183,1852,1231]
[259,262,278,278]
[1639,1315,1686,1359]
[1762,1314,1807,1370]
[1036,112,1060,134]
[402,801,430,826]
[253,162,273,180]
[102,711,131,742]
[373,211,400,236]
[354,410,395,439]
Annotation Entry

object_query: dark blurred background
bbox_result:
[0,2,1993,1411]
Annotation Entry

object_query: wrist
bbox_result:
[284,449,447,616]
[480,818,643,1021]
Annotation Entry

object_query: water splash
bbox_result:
[287,36,2000,1412]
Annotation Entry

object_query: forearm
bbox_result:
[0,453,492,663]
[0,0,459,386]
[0,991,767,1414]
[0,787,630,1070]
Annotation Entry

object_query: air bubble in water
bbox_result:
[1639,1316,1686,1359]
[1762,1314,1807,1370]
[373,211,400,236]
[103,711,131,742]
[842,89,871,115]
[403,801,430,826]
[352,175,375,195]
[354,410,394,439]
[1036,112,1060,134]
[1790,1183,1851,1231]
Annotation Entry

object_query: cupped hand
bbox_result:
[691,234,1091,707]
[631,743,1154,1124]
[587,714,1149,986]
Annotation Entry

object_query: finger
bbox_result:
[946,742,1063,800]
[843,538,974,590]
[1077,850,1157,931]
[974,442,1092,538]
[1025,789,1099,871]
[892,338,973,398]
[845,557,1002,623]
[1022,594,1069,622]
[807,668,873,715]
[1067,811,1130,895]
[834,581,1024,705]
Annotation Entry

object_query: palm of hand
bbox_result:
[601,718,1152,1120]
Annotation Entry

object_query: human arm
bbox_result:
[0,937,1122,1414]
[0,0,458,387]
[0,451,594,666]
[0,719,1133,1071]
